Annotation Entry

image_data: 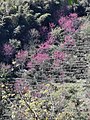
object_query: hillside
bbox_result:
[0,0,90,120]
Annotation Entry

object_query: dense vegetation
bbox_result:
[0,0,90,120]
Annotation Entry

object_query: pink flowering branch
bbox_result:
[16,50,28,62]
[3,43,14,56]
[58,13,78,33]
[32,53,50,64]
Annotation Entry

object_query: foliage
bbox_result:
[0,0,90,120]
[0,0,63,45]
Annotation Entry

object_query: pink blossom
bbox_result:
[69,13,78,19]
[64,20,74,32]
[53,51,65,61]
[58,17,66,26]
[58,13,78,32]
[53,59,60,67]
[49,22,55,28]
[64,35,75,46]
[38,41,51,50]
[38,34,55,51]
[58,17,74,32]
[16,50,28,62]
[60,43,64,48]
[32,53,50,64]
[47,33,55,44]
[3,43,14,56]
[27,61,34,69]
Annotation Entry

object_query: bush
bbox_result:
[0,1,90,120]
